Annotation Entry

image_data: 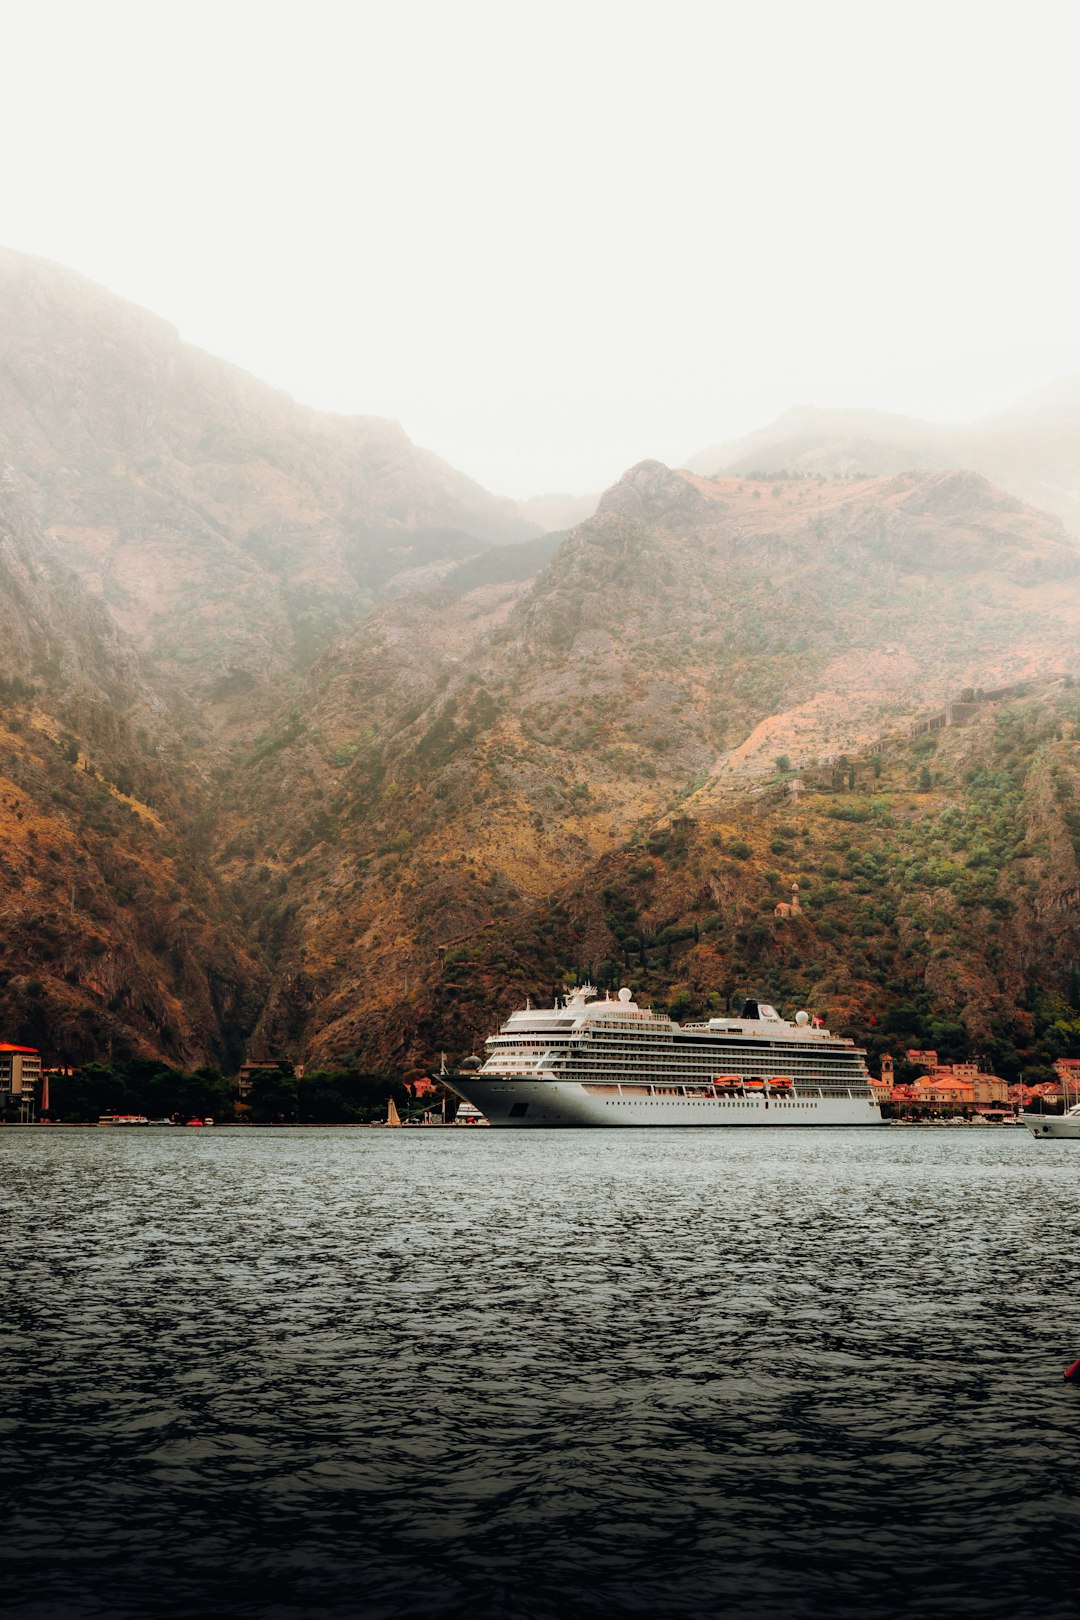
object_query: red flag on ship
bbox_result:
[811,1015,825,1028]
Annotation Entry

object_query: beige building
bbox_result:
[1054,1058,1080,1100]
[870,1053,894,1102]
[0,1044,42,1115]
[947,1062,1007,1106]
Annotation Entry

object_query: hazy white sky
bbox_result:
[3,0,1078,496]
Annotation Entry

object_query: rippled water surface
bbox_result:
[3,1125,1080,1620]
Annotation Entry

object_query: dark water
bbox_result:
[3,1126,1080,1620]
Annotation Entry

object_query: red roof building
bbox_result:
[405,1075,438,1098]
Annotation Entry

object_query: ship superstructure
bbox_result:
[447,985,882,1127]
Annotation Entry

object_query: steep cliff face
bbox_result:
[686,382,1080,536]
[0,250,535,728]
[226,462,1080,1068]
[0,476,262,1066]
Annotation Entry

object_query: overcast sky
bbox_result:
[3,0,1078,497]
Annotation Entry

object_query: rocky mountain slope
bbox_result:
[433,678,1080,1085]
[0,475,261,1067]
[5,255,1080,1079]
[686,379,1080,535]
[228,461,1080,1069]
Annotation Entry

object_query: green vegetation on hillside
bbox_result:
[435,688,1080,1081]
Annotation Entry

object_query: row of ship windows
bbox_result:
[493,1030,850,1047]
[604,1099,822,1109]
[490,1076,873,1097]
[559,1051,859,1064]
[495,1049,861,1062]
[489,1070,869,1087]
[488,1049,854,1062]
[492,1035,851,1053]
[550,1062,866,1077]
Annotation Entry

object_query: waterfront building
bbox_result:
[900,1050,1005,1106]
[870,1054,893,1103]
[1009,1080,1064,1108]
[405,1075,438,1098]
[911,1074,975,1106]
[237,1058,296,1098]
[0,1044,42,1121]
[1053,1058,1080,1098]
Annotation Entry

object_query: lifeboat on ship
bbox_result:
[712,1075,743,1093]
[769,1076,794,1093]
[744,1078,766,1091]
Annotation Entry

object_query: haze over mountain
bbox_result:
[0,250,536,730]
[687,381,1080,535]
[232,459,1080,1068]
[3,252,1080,1084]
[0,471,262,1066]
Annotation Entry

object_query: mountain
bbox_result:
[5,251,1080,1083]
[685,380,1080,535]
[0,250,536,729]
[0,474,261,1067]
[228,461,1080,1069]
[434,675,1080,1087]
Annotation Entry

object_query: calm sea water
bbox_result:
[3,1125,1079,1620]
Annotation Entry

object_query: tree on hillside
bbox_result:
[248,1068,299,1123]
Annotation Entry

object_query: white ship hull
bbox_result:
[1022,1110,1080,1140]
[448,1076,882,1128]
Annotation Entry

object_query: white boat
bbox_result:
[97,1114,151,1126]
[446,985,883,1129]
[1022,1102,1080,1140]
[451,1099,488,1126]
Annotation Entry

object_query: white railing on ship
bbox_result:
[576,1082,864,1098]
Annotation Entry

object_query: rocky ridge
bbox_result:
[229,460,1080,1068]
[0,249,537,734]
[0,475,261,1066]
[4,256,1080,1076]
[686,380,1080,536]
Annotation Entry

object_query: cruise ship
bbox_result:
[446,985,883,1127]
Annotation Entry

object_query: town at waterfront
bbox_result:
[4,1039,1077,1126]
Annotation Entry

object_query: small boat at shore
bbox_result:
[1022,1102,1080,1140]
[97,1114,150,1127]
[451,1100,488,1125]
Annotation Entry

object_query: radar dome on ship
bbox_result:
[618,987,633,1002]
[795,1010,810,1026]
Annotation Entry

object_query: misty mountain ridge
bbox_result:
[686,379,1080,535]
[0,249,540,732]
[3,250,1080,1080]
[230,459,1080,1067]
